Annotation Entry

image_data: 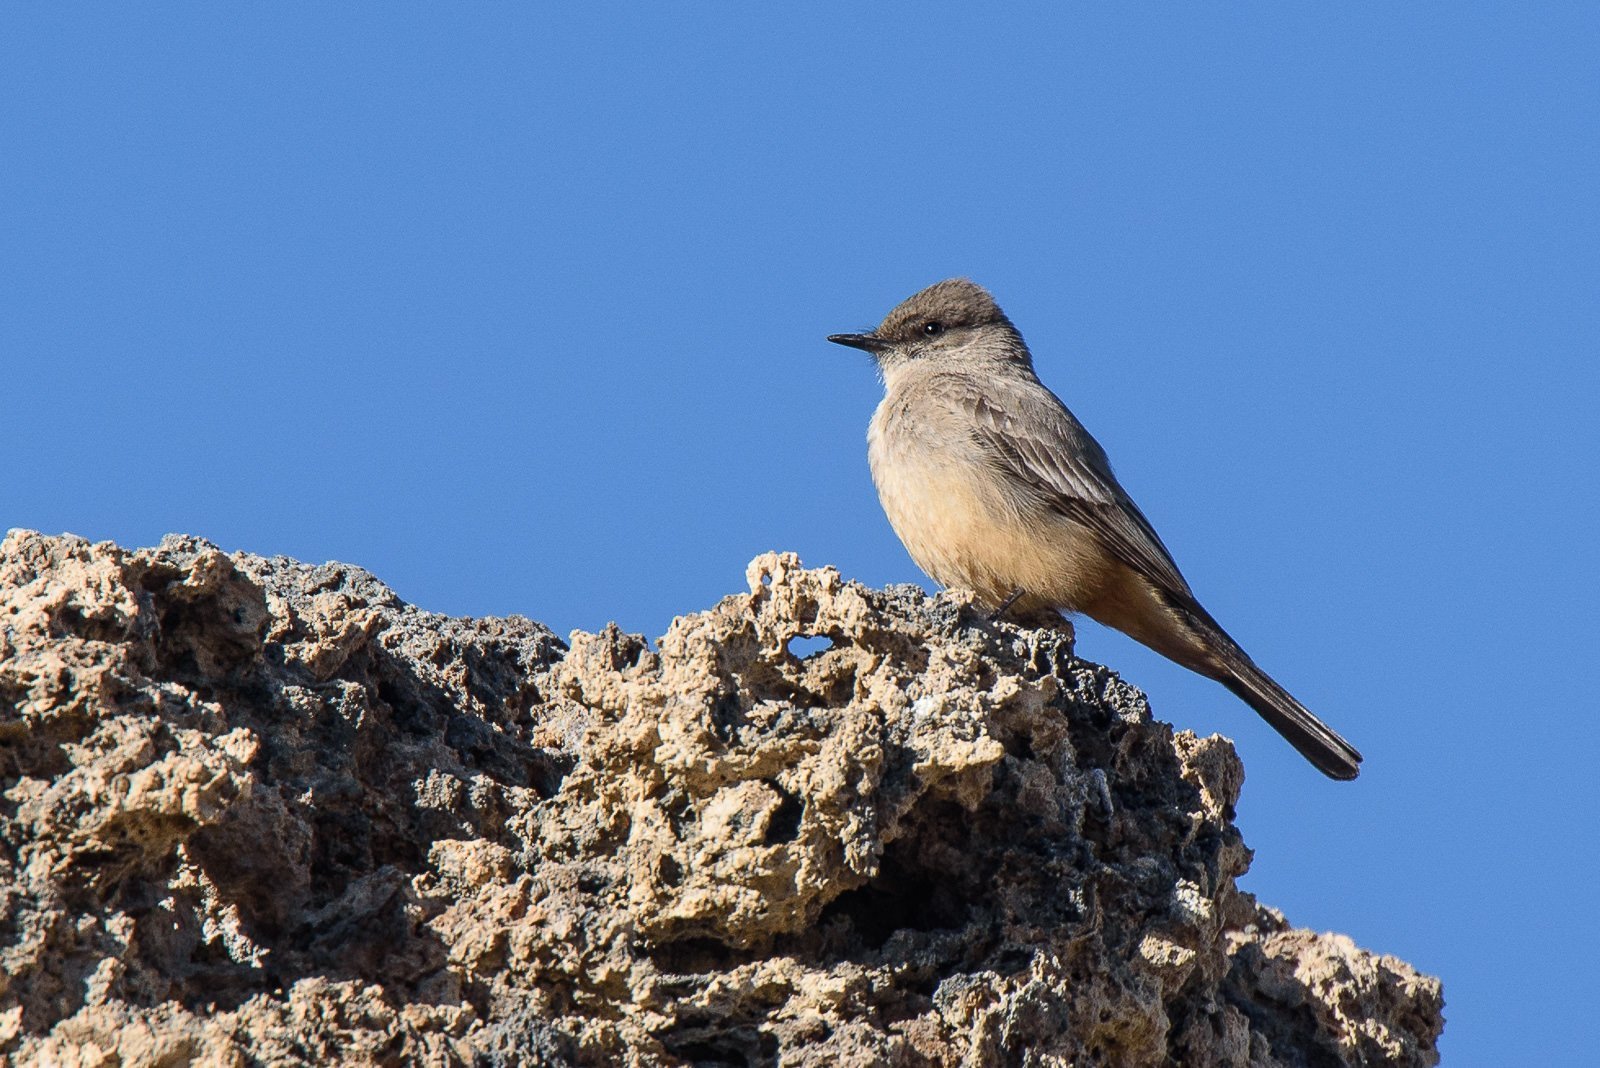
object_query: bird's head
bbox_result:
[827,279,1031,378]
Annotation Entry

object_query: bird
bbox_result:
[828,279,1362,780]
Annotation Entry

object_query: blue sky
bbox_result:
[5,6,1597,1061]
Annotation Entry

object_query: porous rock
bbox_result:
[0,531,1443,1066]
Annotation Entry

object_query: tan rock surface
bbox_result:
[0,532,1442,1066]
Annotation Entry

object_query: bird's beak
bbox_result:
[827,332,890,354]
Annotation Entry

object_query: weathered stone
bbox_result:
[0,531,1443,1066]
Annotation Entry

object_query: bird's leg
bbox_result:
[988,588,1027,622]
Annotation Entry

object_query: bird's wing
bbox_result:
[937,375,1199,608]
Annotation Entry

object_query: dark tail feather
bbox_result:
[1219,663,1362,780]
[1181,606,1363,780]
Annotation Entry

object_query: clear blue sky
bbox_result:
[5,6,1596,1062]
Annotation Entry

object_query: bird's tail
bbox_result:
[1218,660,1363,780]
[1184,607,1363,780]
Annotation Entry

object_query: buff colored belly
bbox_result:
[869,441,1113,612]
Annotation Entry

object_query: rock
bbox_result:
[0,531,1443,1066]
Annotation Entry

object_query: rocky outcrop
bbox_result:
[0,531,1442,1066]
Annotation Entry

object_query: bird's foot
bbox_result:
[988,588,1027,622]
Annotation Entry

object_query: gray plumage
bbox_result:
[829,278,1362,780]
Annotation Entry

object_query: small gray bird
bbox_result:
[829,279,1362,780]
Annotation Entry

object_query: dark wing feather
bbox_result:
[939,376,1199,609]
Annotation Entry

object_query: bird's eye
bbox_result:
[922,321,945,337]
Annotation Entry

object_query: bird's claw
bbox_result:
[988,587,1026,622]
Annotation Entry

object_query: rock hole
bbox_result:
[660,1024,777,1066]
[816,807,975,948]
[761,781,803,845]
[710,690,746,743]
[785,634,833,659]
[644,936,745,975]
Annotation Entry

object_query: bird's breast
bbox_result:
[868,400,1111,610]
